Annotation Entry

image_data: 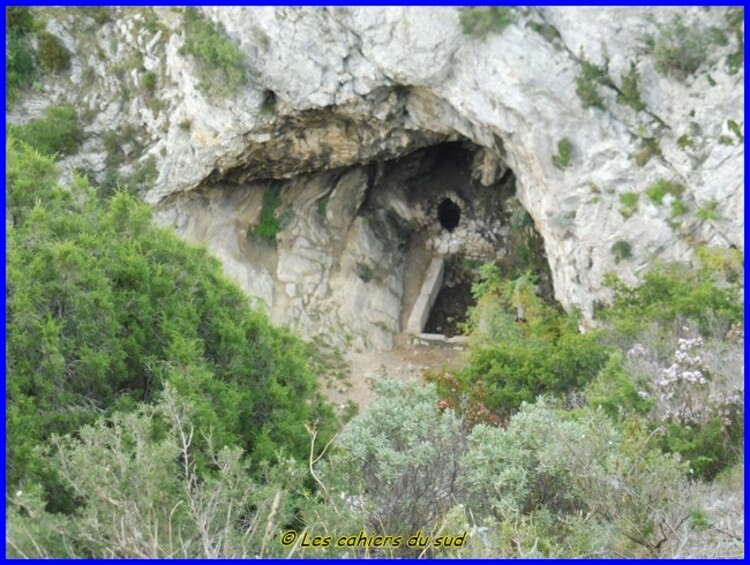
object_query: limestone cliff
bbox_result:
[10,7,744,350]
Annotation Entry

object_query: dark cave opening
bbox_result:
[423,258,476,337]
[438,198,461,232]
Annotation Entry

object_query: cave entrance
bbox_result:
[423,258,476,338]
[438,198,461,232]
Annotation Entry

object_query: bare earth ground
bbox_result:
[321,338,468,415]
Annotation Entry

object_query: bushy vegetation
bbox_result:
[179,7,247,96]
[611,240,632,263]
[37,31,72,73]
[644,15,728,81]
[6,7,38,102]
[7,136,335,513]
[617,61,646,112]
[254,188,283,241]
[695,199,719,221]
[551,137,572,170]
[9,105,83,157]
[459,7,515,38]
[633,136,663,167]
[7,388,308,558]
[645,178,685,205]
[575,59,609,110]
[619,191,639,218]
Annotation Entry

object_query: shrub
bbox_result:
[526,20,563,48]
[600,264,742,337]
[670,199,689,217]
[460,267,610,419]
[11,105,83,157]
[7,32,37,95]
[617,61,646,111]
[355,262,374,283]
[6,138,336,506]
[586,352,653,420]
[254,188,282,240]
[633,137,662,167]
[619,191,639,218]
[644,178,685,205]
[575,59,607,110]
[37,31,72,73]
[620,332,744,479]
[459,7,515,38]
[142,70,157,92]
[552,138,573,170]
[677,134,694,149]
[611,240,632,263]
[694,244,743,283]
[644,15,721,80]
[695,199,719,221]
[179,8,247,96]
[7,7,36,34]
[460,400,693,557]
[77,7,114,25]
[7,9,38,101]
[726,119,743,144]
[7,387,306,557]
[509,207,532,232]
[320,380,467,553]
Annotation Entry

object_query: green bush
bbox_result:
[37,31,72,73]
[355,262,374,283]
[254,188,282,241]
[586,353,652,419]
[462,329,609,419]
[644,178,685,205]
[77,7,114,25]
[6,137,336,506]
[601,264,742,337]
[460,401,692,557]
[7,32,37,94]
[617,61,646,111]
[633,137,662,167]
[321,380,466,551]
[677,134,694,149]
[726,119,743,144]
[179,8,247,96]
[552,138,573,170]
[611,240,632,263]
[575,59,608,110]
[10,105,83,157]
[7,388,307,557]
[6,8,38,101]
[7,7,36,34]
[619,191,639,218]
[695,199,719,221]
[670,199,689,218]
[645,15,722,80]
[459,7,515,38]
[142,70,157,92]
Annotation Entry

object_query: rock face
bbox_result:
[13,7,744,348]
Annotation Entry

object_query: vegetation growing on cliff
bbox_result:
[179,7,247,96]
[459,7,515,38]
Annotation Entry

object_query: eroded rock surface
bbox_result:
[12,7,744,349]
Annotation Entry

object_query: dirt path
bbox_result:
[321,337,468,416]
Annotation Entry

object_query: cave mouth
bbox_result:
[423,258,476,337]
[438,198,461,232]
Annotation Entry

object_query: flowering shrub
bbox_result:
[621,326,743,479]
[628,333,743,429]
